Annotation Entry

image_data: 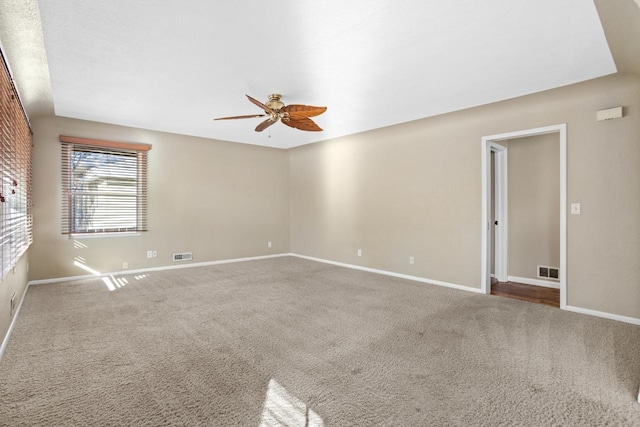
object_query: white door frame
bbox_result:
[481,124,567,309]
[490,143,508,283]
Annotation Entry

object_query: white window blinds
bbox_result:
[0,48,33,281]
[60,136,150,235]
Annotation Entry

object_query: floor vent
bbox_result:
[173,252,193,262]
[538,265,559,280]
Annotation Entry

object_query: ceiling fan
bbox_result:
[214,94,327,132]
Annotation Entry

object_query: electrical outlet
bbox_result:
[146,250,153,258]
[152,250,157,258]
[409,256,414,265]
[357,249,362,257]
[122,262,128,269]
[268,241,272,248]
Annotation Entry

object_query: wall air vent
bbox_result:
[538,265,559,281]
[173,252,193,262]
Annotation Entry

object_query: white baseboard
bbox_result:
[290,253,484,294]
[22,252,640,328]
[28,253,291,286]
[564,305,640,326]
[0,284,29,362]
[291,254,640,325]
[29,273,97,285]
[507,275,560,289]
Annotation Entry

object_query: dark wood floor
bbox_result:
[491,279,560,308]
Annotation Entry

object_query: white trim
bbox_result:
[290,253,485,294]
[28,253,290,286]
[481,141,489,292]
[69,232,142,239]
[10,252,640,348]
[565,305,640,326]
[491,143,508,283]
[29,273,96,286]
[0,284,29,362]
[559,124,567,309]
[291,256,638,327]
[483,124,563,141]
[507,275,560,289]
[481,124,567,310]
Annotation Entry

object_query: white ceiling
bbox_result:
[37,0,616,149]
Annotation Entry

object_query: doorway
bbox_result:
[481,124,567,309]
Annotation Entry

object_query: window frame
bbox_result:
[60,135,151,237]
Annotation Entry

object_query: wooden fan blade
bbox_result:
[281,116,323,132]
[246,94,275,114]
[214,114,266,121]
[281,104,327,118]
[255,118,278,132]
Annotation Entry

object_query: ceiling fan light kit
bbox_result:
[214,94,327,133]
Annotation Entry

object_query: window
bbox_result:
[60,136,150,235]
[0,49,33,281]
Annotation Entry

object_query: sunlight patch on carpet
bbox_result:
[259,378,323,427]
[102,275,129,291]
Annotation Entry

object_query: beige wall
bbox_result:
[0,252,29,350]
[289,114,480,287]
[507,134,560,280]
[29,116,290,280]
[290,73,640,319]
[22,73,640,321]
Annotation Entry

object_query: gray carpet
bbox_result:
[1,256,639,426]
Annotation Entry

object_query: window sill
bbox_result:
[69,232,142,240]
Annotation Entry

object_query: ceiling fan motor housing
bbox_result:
[266,94,284,112]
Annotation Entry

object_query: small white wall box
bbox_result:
[596,106,623,121]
